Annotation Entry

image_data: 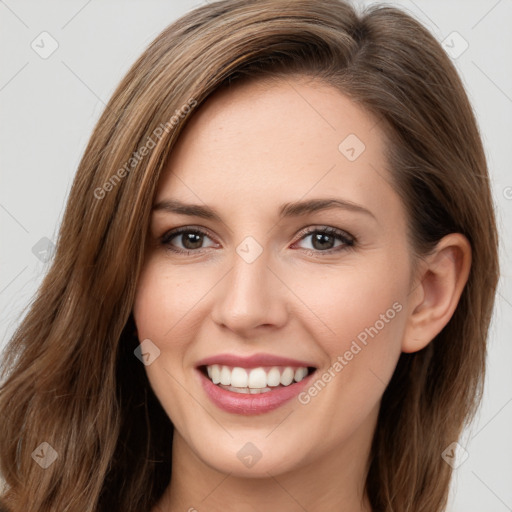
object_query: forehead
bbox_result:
[155,77,399,224]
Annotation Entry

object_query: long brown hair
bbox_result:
[0,0,499,510]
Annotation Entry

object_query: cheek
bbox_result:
[326,273,406,359]
[133,258,207,342]
[286,266,407,455]
[295,255,407,347]
[296,252,409,395]
[131,259,193,385]
[131,259,205,430]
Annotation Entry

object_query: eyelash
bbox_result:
[160,226,355,257]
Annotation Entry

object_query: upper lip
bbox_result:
[195,353,317,369]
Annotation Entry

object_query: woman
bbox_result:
[0,0,499,510]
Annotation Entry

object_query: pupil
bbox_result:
[313,233,333,250]
[183,232,203,249]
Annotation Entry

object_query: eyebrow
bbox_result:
[152,197,375,220]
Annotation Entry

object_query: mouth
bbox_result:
[195,356,318,415]
[198,364,317,394]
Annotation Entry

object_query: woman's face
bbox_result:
[133,76,417,478]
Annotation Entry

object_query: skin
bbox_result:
[132,75,471,512]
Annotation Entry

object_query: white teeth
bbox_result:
[210,364,221,384]
[220,366,231,385]
[221,384,272,394]
[204,364,311,390]
[267,367,281,387]
[280,367,294,386]
[231,367,248,387]
[294,367,308,382]
[248,367,267,388]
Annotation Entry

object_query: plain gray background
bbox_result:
[1,1,511,510]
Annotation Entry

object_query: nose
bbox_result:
[210,244,289,337]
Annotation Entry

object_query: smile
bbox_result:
[195,353,318,415]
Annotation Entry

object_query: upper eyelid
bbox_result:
[161,226,218,243]
[295,225,354,241]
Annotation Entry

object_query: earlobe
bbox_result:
[401,233,472,353]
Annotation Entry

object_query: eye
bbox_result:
[161,227,218,254]
[161,225,355,256]
[293,226,355,255]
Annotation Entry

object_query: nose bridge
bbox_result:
[211,235,288,333]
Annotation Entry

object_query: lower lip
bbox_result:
[197,368,315,415]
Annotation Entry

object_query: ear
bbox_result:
[402,233,472,353]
